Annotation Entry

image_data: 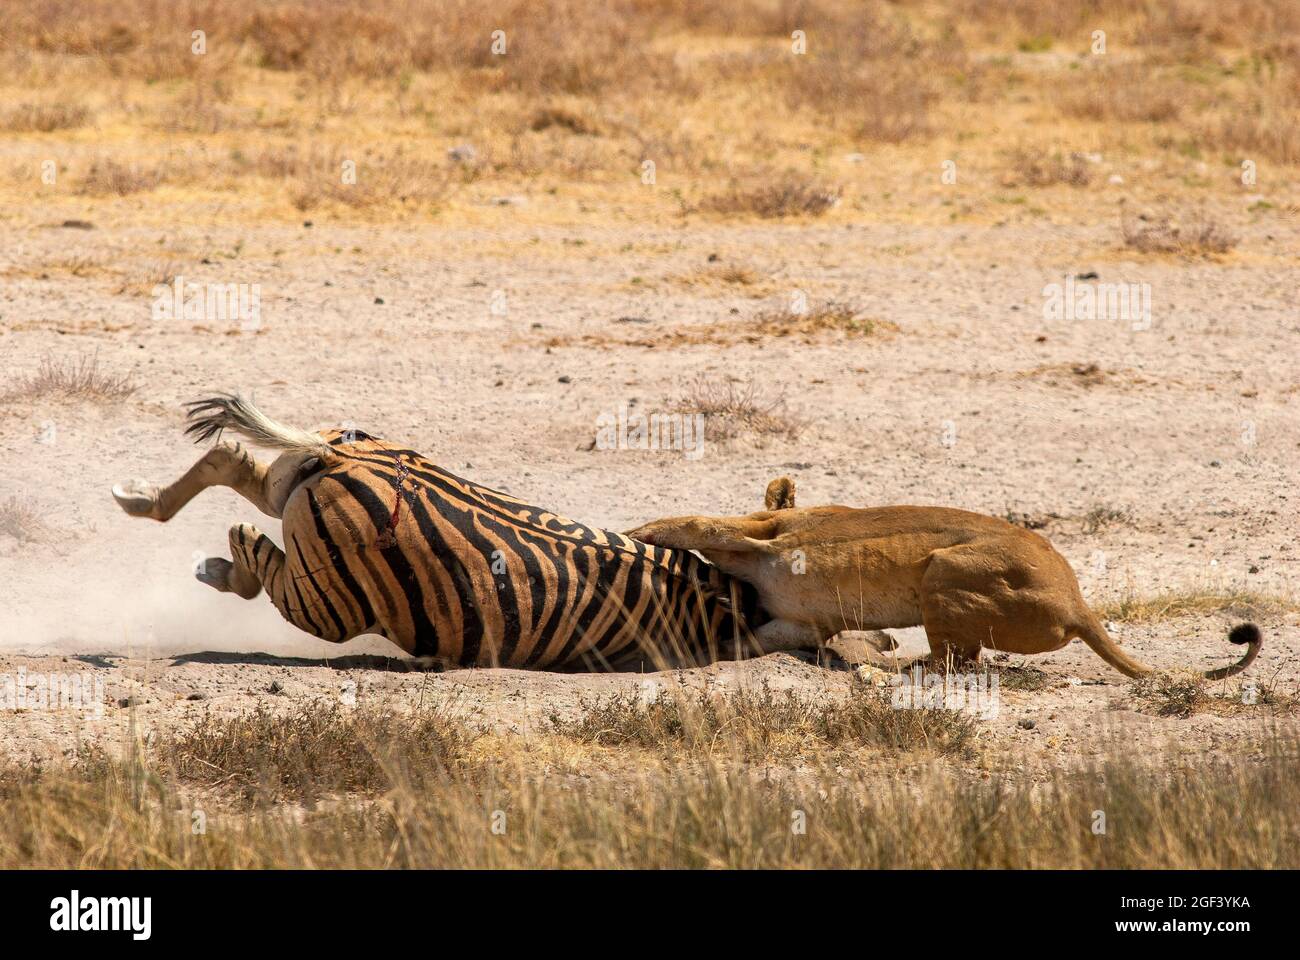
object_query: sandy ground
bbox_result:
[1,215,1297,767]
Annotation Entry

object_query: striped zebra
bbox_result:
[112,395,765,670]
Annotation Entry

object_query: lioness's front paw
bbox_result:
[624,522,661,544]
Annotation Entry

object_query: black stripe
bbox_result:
[291,531,346,641]
[307,488,377,631]
[328,474,441,656]
[402,488,484,664]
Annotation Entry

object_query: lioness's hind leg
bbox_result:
[919,545,1070,669]
[113,441,277,522]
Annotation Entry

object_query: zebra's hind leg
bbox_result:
[113,441,278,522]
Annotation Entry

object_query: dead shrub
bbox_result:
[551,682,978,759]
[701,174,840,219]
[1121,206,1238,255]
[1,102,90,132]
[76,158,164,196]
[2,353,137,404]
[674,376,803,441]
[1004,148,1093,187]
[0,496,48,544]
[751,299,887,338]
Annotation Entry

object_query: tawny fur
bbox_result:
[626,476,1261,679]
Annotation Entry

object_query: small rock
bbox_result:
[1017,718,1036,730]
[447,144,478,164]
[1108,174,1124,185]
[61,219,95,230]
[374,297,384,305]
[186,692,207,701]
[558,375,572,384]
[1209,459,1222,467]
[268,680,285,694]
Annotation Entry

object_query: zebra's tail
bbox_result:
[184,393,338,462]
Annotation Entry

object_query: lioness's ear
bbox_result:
[764,476,796,511]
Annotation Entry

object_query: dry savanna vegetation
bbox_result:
[4,686,1298,868]
[2,0,1299,875]
[0,0,1297,232]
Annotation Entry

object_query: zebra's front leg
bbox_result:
[113,441,277,522]
[198,523,272,600]
[202,522,339,642]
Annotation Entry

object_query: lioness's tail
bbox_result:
[1074,612,1261,680]
[184,393,339,463]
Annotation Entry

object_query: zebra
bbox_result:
[112,395,766,670]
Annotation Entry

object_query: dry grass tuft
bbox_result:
[528,105,602,135]
[1004,148,1092,187]
[751,299,890,339]
[1097,589,1295,624]
[1,102,90,132]
[2,354,137,404]
[1120,206,1239,256]
[158,700,476,803]
[0,496,48,544]
[674,376,803,441]
[1130,671,1208,718]
[1082,503,1133,534]
[701,175,841,219]
[551,682,978,759]
[1055,64,1186,123]
[987,657,1054,691]
[76,158,164,196]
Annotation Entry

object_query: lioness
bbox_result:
[626,478,1261,679]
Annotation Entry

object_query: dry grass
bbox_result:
[1097,589,1296,624]
[751,299,889,339]
[1130,670,1209,718]
[0,495,48,543]
[1120,206,1239,256]
[1082,503,1133,534]
[674,376,803,442]
[156,700,476,803]
[0,101,90,132]
[549,682,979,759]
[1055,63,1187,124]
[986,656,1054,692]
[3,699,1299,867]
[76,158,165,196]
[1004,148,1092,188]
[0,0,1295,226]
[1,353,137,404]
[701,175,841,219]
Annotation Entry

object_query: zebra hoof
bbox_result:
[195,557,234,591]
[112,480,161,519]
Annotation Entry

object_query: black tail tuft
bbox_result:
[1228,622,1261,646]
